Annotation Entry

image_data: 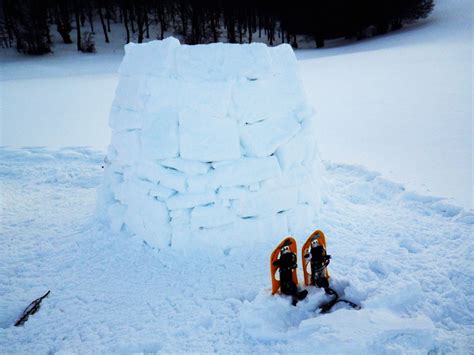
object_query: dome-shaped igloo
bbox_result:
[100,37,322,250]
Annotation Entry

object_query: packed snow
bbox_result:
[1,147,472,353]
[0,0,473,353]
[100,38,321,250]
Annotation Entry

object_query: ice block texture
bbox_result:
[100,37,322,250]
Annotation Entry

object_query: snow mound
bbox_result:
[240,288,436,354]
[99,38,322,249]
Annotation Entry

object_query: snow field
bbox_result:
[101,38,322,250]
[297,0,473,209]
[1,147,472,353]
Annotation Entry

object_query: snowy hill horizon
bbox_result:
[0,0,472,353]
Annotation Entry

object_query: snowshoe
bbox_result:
[270,237,308,305]
[302,230,361,313]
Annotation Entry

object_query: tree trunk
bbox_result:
[160,18,165,40]
[292,34,298,48]
[315,36,324,48]
[74,4,82,51]
[158,6,166,40]
[98,6,109,43]
[145,12,149,38]
[180,8,187,36]
[123,8,130,43]
[57,23,73,43]
[130,9,135,33]
[227,16,236,43]
[210,16,216,42]
[45,22,51,44]
[238,22,242,43]
[136,5,145,43]
[88,6,94,32]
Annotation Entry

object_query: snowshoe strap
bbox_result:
[318,287,361,314]
[312,255,331,274]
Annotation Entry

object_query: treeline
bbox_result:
[0,0,434,55]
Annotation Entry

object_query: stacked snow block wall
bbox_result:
[101,37,322,250]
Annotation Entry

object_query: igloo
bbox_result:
[100,37,322,250]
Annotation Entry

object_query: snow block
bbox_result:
[231,186,298,218]
[161,158,210,175]
[118,37,180,77]
[170,208,191,225]
[287,204,315,237]
[149,184,176,201]
[217,186,250,200]
[174,42,273,81]
[240,116,301,157]
[141,108,179,160]
[187,157,280,193]
[191,204,236,229]
[270,43,300,78]
[109,107,142,131]
[179,109,241,162]
[110,130,141,165]
[124,195,171,248]
[230,78,303,124]
[136,161,187,192]
[112,75,149,111]
[191,213,287,250]
[225,42,274,80]
[101,38,322,250]
[261,164,313,190]
[146,78,232,118]
[276,117,316,170]
[237,213,289,243]
[214,157,281,187]
[166,192,216,210]
[107,202,126,233]
[186,173,215,193]
[116,176,156,204]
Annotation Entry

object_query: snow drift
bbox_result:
[99,37,322,249]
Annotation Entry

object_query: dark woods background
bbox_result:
[0,0,434,55]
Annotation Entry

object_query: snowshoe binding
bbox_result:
[270,237,308,306]
[302,230,330,288]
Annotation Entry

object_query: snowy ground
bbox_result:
[0,147,472,353]
[0,0,473,353]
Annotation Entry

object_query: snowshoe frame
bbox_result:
[270,237,299,294]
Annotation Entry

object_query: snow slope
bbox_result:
[297,0,472,209]
[0,147,472,353]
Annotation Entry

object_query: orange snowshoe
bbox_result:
[302,230,361,312]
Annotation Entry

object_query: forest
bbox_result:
[0,0,434,55]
